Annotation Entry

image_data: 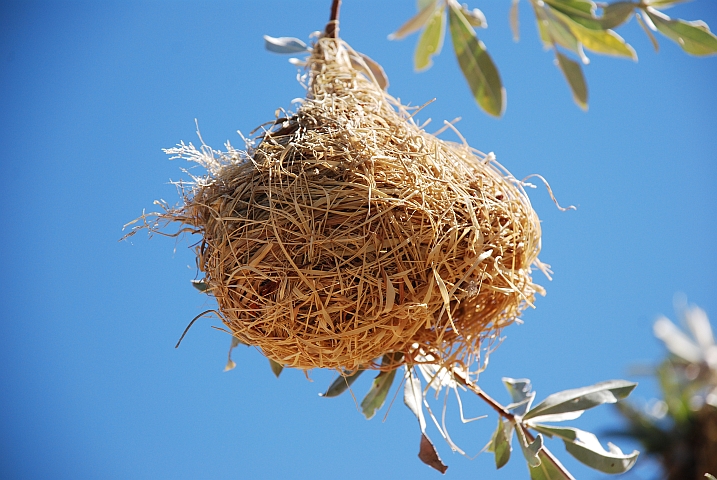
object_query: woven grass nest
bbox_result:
[141,34,546,372]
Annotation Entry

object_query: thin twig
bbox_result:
[452,367,576,479]
[325,0,341,38]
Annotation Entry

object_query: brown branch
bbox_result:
[452,367,575,479]
[325,0,341,38]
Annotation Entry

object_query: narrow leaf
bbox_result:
[645,8,717,56]
[268,358,283,378]
[320,369,364,397]
[389,0,438,40]
[645,0,694,8]
[552,9,637,59]
[263,35,309,54]
[448,4,505,116]
[636,11,660,51]
[654,316,702,362]
[544,0,601,30]
[415,6,445,71]
[404,368,427,432]
[535,5,585,60]
[599,2,636,29]
[524,380,636,420]
[529,449,576,480]
[516,427,543,467]
[544,426,639,474]
[555,51,588,110]
[461,5,487,28]
[418,433,448,473]
[361,356,399,419]
[503,377,535,416]
[705,474,717,480]
[489,418,513,469]
[510,0,521,41]
[223,336,241,372]
[350,52,389,90]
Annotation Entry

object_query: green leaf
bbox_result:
[488,418,513,469]
[191,279,208,292]
[263,35,309,54]
[447,3,504,116]
[705,474,717,480]
[268,358,283,378]
[529,449,576,480]
[414,6,445,71]
[516,427,543,467]
[418,433,448,473]
[503,377,535,416]
[552,8,637,59]
[524,380,637,421]
[555,50,588,110]
[320,369,364,397]
[361,357,399,419]
[534,5,585,61]
[599,2,636,29]
[533,426,638,474]
[545,0,601,29]
[636,11,660,51]
[645,8,717,56]
[389,0,438,40]
[510,0,520,41]
[461,5,487,28]
[644,0,693,8]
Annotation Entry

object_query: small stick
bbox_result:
[325,0,342,38]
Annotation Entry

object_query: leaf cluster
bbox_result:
[390,0,717,114]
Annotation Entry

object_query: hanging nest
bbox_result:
[133,33,546,372]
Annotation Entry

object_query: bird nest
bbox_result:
[132,36,545,372]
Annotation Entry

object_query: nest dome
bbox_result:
[154,36,544,371]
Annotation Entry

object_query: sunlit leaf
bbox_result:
[320,369,364,397]
[705,474,717,480]
[529,449,576,480]
[488,418,513,469]
[404,368,427,432]
[653,316,702,363]
[545,0,602,30]
[644,0,693,8]
[414,6,445,71]
[389,0,438,40]
[524,380,636,420]
[461,5,487,28]
[447,4,504,116]
[350,52,390,90]
[533,425,638,473]
[534,5,585,61]
[263,35,309,54]
[418,433,448,473]
[645,8,717,56]
[510,0,521,41]
[268,358,283,377]
[516,427,543,467]
[191,279,208,292]
[552,9,637,59]
[503,377,535,416]
[555,50,588,110]
[224,336,241,372]
[636,11,660,51]
[361,356,399,419]
[599,2,636,29]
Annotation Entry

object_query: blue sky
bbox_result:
[1,1,715,479]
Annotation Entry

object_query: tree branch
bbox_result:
[325,0,341,38]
